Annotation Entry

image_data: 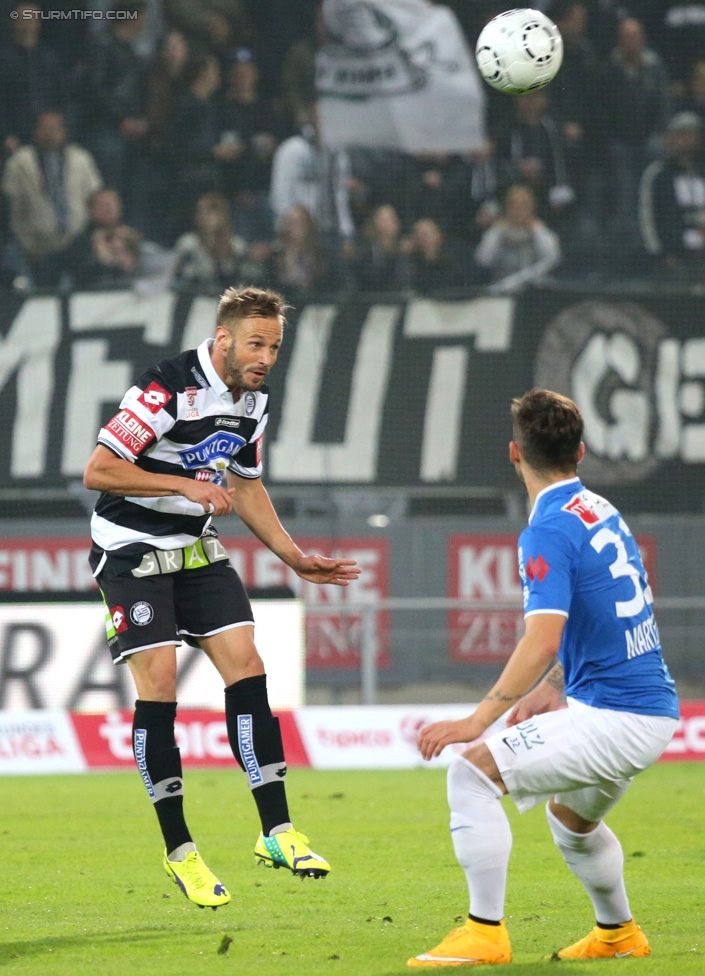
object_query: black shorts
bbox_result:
[90,544,254,664]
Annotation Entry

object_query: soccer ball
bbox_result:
[476,9,563,95]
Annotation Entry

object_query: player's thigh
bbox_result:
[551,779,632,825]
[173,559,254,644]
[96,554,179,665]
[485,701,675,814]
[173,560,262,684]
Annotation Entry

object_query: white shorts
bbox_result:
[485,698,677,820]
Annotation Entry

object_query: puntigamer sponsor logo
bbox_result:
[106,409,154,453]
[178,431,246,468]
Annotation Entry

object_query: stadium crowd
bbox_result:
[1,0,705,294]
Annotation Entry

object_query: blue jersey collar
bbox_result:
[528,476,581,525]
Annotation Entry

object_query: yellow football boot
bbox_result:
[254,828,330,878]
[407,918,512,967]
[163,850,231,909]
[556,919,651,959]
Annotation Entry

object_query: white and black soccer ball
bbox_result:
[476,8,563,95]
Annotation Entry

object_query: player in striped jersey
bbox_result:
[84,286,360,907]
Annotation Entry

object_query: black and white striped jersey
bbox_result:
[91,338,268,551]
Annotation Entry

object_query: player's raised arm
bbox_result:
[227,473,361,586]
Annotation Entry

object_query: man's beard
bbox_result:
[224,347,264,391]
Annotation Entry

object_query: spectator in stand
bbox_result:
[173,191,248,288]
[355,204,407,292]
[639,112,705,277]
[86,0,165,61]
[217,47,281,242]
[679,60,705,132]
[144,29,190,242]
[494,91,575,229]
[548,2,604,247]
[0,1,66,152]
[87,0,151,226]
[650,1,705,88]
[399,153,475,240]
[602,18,670,248]
[146,30,190,157]
[270,108,355,258]
[474,185,561,293]
[267,203,336,292]
[163,0,250,53]
[280,2,325,123]
[166,54,223,238]
[72,185,175,294]
[2,110,102,287]
[401,217,469,292]
[465,143,502,247]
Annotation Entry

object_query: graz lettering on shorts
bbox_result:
[238,714,263,786]
[133,729,155,798]
[178,431,246,468]
[626,613,661,660]
[500,719,545,755]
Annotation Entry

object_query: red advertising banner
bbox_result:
[71,710,310,769]
[660,700,705,761]
[447,533,656,664]
[0,535,389,670]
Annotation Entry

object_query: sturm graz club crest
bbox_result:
[534,301,705,484]
[130,601,154,626]
[316,0,458,100]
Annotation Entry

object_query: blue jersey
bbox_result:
[518,477,679,719]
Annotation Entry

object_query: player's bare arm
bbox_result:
[84,444,235,515]
[506,660,565,727]
[227,472,361,586]
[418,612,565,760]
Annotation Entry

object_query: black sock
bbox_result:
[469,914,501,926]
[596,920,631,930]
[132,700,192,856]
[225,674,290,835]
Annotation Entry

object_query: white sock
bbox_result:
[546,804,631,924]
[167,841,197,862]
[447,757,512,922]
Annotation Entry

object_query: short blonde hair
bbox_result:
[216,286,288,330]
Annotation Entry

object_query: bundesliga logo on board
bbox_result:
[475,8,563,94]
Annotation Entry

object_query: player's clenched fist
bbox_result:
[180,480,236,516]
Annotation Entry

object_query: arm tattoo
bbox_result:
[544,662,565,693]
[483,689,522,704]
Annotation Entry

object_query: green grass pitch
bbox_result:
[1,763,703,975]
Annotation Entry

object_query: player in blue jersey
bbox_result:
[408,389,679,968]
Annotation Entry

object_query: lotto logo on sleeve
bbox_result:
[106,409,155,454]
[525,555,550,582]
[138,382,172,414]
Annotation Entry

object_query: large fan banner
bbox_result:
[316,0,486,152]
